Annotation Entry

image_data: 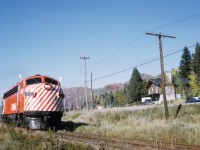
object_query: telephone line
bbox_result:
[91,12,200,69]
[92,34,144,66]
[148,12,200,32]
[67,63,84,87]
[91,43,196,82]
[68,44,197,109]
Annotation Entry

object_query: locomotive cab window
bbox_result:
[26,78,42,85]
[45,78,58,85]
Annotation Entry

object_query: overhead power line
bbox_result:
[149,12,200,32]
[91,12,200,68]
[68,63,84,86]
[68,12,200,108]
[92,34,144,66]
[92,43,197,82]
[70,44,197,106]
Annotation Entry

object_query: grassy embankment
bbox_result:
[0,125,93,150]
[62,104,200,145]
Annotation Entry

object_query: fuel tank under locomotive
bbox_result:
[24,111,63,129]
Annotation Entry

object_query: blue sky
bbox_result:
[1,0,200,95]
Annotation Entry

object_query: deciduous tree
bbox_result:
[114,90,126,106]
[189,71,200,97]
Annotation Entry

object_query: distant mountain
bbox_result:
[63,73,154,110]
[63,83,125,100]
[104,83,125,92]
[140,73,154,80]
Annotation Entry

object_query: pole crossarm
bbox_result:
[145,32,176,39]
[80,56,89,60]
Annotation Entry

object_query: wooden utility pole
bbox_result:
[80,55,89,111]
[68,88,70,111]
[63,86,66,112]
[91,72,94,109]
[75,89,78,110]
[145,32,176,120]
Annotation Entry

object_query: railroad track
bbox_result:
[1,123,200,150]
[54,131,200,150]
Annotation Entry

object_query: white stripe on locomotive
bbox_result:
[38,85,60,111]
[42,86,60,111]
[31,85,56,111]
[24,84,42,110]
[28,84,52,111]
[26,84,45,111]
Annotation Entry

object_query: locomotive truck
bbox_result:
[1,74,64,129]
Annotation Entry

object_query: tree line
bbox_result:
[95,43,200,107]
[178,43,200,98]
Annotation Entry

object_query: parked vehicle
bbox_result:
[141,97,152,105]
[185,97,200,103]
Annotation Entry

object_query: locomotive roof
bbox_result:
[3,74,59,94]
[3,82,21,94]
[23,74,59,82]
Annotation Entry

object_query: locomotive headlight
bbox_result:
[44,83,52,90]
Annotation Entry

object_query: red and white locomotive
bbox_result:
[1,74,64,129]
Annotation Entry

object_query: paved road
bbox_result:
[94,104,158,113]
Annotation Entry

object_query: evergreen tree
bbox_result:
[192,43,200,78]
[179,46,192,78]
[103,92,110,107]
[127,67,146,103]
[110,91,114,107]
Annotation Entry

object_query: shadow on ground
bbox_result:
[59,121,88,131]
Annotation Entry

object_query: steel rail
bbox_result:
[54,131,200,150]
[1,123,200,150]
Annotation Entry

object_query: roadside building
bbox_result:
[146,72,189,104]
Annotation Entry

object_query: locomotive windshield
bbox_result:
[45,78,58,85]
[26,78,42,85]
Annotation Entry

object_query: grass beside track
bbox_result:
[62,104,200,146]
[0,125,94,150]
